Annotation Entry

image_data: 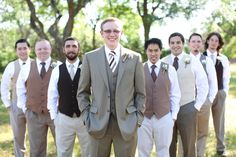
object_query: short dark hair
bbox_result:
[15,39,30,49]
[189,33,202,41]
[144,38,163,50]
[168,32,185,44]
[204,32,224,52]
[63,37,80,48]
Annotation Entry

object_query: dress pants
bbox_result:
[55,112,90,157]
[138,113,174,157]
[89,115,137,157]
[212,90,226,152]
[9,102,27,157]
[26,110,55,157]
[170,101,197,157]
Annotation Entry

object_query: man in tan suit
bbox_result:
[77,17,146,157]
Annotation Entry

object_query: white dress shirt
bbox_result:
[105,44,121,65]
[16,57,54,112]
[169,52,209,111]
[47,59,80,120]
[1,58,31,108]
[147,60,181,120]
[207,50,231,94]
[190,53,218,103]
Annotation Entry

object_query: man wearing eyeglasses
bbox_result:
[77,17,146,157]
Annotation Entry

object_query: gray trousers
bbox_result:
[9,102,27,157]
[89,115,137,157]
[212,90,226,152]
[26,110,55,157]
[170,101,197,157]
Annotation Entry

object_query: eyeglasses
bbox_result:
[103,29,121,34]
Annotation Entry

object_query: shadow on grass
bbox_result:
[0,105,9,125]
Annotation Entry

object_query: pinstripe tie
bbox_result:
[109,51,117,72]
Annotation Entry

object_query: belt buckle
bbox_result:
[72,113,77,118]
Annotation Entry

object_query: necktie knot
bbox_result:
[151,64,156,70]
[40,62,46,79]
[151,64,157,82]
[22,62,26,65]
[173,57,179,70]
[40,62,46,66]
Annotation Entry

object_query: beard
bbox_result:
[66,52,78,61]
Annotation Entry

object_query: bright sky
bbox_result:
[148,0,221,48]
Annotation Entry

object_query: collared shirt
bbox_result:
[47,59,80,120]
[16,57,56,112]
[206,49,231,94]
[167,52,209,111]
[105,44,121,65]
[147,60,181,120]
[190,53,218,103]
[1,58,31,108]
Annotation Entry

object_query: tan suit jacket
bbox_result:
[77,46,145,141]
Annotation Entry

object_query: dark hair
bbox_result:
[144,38,163,50]
[15,39,30,49]
[168,32,185,44]
[204,32,224,52]
[64,37,80,48]
[100,17,122,31]
[189,33,202,41]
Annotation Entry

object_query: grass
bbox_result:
[0,64,236,156]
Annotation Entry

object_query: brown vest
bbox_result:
[26,60,52,114]
[144,62,170,119]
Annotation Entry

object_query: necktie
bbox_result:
[22,62,26,65]
[69,64,75,80]
[108,51,117,72]
[151,65,157,82]
[210,54,215,64]
[173,57,179,70]
[40,62,46,79]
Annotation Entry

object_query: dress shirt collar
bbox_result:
[190,52,201,59]
[36,57,51,67]
[147,59,161,70]
[65,58,80,69]
[18,57,31,66]
[171,52,184,63]
[207,49,217,56]
[104,44,121,57]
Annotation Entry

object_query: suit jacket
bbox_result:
[77,46,146,141]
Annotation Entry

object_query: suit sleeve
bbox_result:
[77,54,91,117]
[134,54,146,125]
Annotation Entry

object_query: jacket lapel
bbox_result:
[116,47,126,87]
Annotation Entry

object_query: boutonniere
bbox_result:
[161,63,168,73]
[50,62,57,69]
[122,53,132,62]
[184,57,190,68]
[201,59,206,65]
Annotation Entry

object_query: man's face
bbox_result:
[169,36,184,56]
[100,21,123,50]
[146,44,162,64]
[35,40,52,61]
[207,35,219,51]
[63,40,79,61]
[16,42,30,61]
[189,35,203,55]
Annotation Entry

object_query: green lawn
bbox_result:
[0,64,236,157]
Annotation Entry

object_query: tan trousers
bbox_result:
[26,110,55,157]
[9,102,27,157]
[55,112,90,157]
[89,115,137,157]
[212,90,226,152]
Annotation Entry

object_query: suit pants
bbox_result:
[89,115,137,157]
[138,113,174,157]
[9,102,27,157]
[55,112,90,157]
[170,101,197,157]
[26,110,55,157]
[212,90,226,152]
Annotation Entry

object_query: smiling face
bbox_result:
[169,36,184,56]
[35,40,52,61]
[100,20,123,50]
[207,35,220,52]
[16,42,30,61]
[146,44,162,64]
[63,39,79,62]
[189,35,203,55]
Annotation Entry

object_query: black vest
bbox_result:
[58,62,82,117]
[203,51,223,90]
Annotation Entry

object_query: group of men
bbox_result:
[0,17,230,157]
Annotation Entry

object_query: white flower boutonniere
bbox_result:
[201,59,206,65]
[122,53,132,62]
[50,62,57,69]
[216,55,222,65]
[184,57,190,68]
[161,63,168,73]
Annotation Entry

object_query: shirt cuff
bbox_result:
[194,102,202,111]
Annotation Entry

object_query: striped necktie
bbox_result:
[108,51,117,72]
